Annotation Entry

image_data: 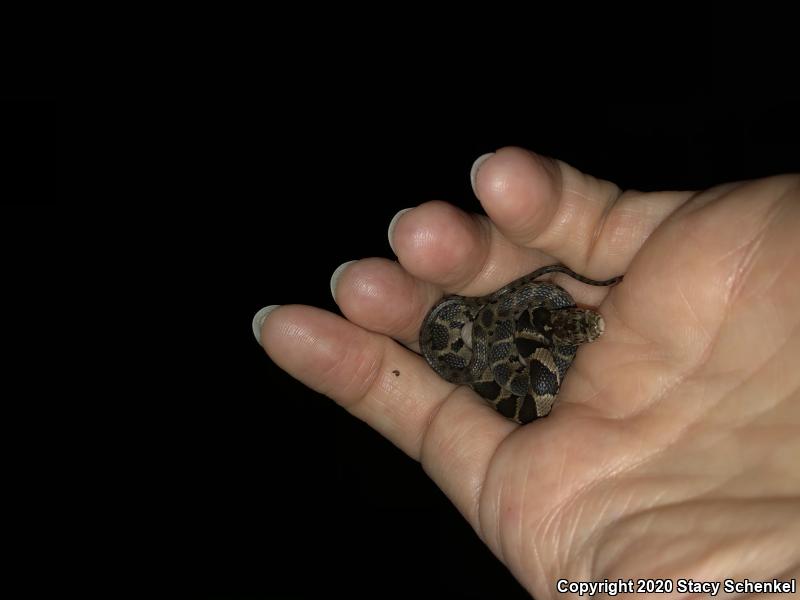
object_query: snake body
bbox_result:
[419,265,622,424]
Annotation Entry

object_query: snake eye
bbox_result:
[461,321,473,349]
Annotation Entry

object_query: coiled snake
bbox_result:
[419,265,622,424]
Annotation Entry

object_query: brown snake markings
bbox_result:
[419,265,623,424]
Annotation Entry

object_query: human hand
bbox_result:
[254,147,800,598]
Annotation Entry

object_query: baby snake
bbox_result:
[419,265,622,424]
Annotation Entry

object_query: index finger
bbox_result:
[256,304,517,528]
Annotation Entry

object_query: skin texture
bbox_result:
[258,147,800,599]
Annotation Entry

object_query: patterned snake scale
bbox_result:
[420,265,623,424]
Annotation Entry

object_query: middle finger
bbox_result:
[332,201,551,349]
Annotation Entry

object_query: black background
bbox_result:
[0,96,56,202]
[3,69,799,599]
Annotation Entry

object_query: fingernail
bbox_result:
[387,208,413,255]
[330,260,358,302]
[470,152,494,197]
[252,305,280,346]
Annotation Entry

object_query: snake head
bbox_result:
[551,308,605,345]
[585,312,605,342]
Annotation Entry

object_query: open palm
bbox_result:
[256,147,800,598]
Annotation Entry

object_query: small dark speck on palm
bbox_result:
[393,370,400,376]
